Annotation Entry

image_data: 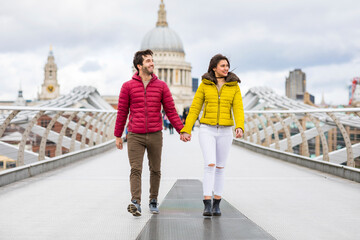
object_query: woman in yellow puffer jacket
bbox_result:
[180,54,244,217]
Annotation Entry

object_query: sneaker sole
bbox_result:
[127,204,141,217]
[150,210,160,214]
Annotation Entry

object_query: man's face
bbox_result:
[138,55,154,75]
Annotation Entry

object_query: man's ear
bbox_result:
[137,64,142,71]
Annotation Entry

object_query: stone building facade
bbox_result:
[139,0,194,112]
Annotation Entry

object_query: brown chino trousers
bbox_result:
[127,131,163,204]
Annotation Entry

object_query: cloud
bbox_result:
[0,0,359,106]
[80,60,102,72]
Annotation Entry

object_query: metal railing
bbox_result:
[243,108,360,168]
[2,106,358,170]
[0,106,117,169]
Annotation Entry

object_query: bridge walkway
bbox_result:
[0,129,359,239]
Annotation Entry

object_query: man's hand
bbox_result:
[116,137,123,150]
[180,132,191,142]
[235,128,243,138]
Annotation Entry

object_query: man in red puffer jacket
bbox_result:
[114,49,184,217]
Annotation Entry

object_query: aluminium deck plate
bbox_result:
[137,179,275,240]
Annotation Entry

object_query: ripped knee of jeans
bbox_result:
[215,167,225,175]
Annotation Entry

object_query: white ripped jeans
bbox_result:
[198,124,233,197]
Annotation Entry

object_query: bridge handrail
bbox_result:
[245,108,360,114]
[242,108,360,168]
[0,107,117,170]
[0,106,116,113]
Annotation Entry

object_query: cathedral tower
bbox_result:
[140,0,194,112]
[39,46,60,100]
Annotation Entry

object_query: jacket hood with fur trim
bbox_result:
[201,72,240,85]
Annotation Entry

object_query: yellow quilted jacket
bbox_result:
[181,72,244,135]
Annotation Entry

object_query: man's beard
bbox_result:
[143,66,153,75]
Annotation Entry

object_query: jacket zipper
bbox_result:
[144,81,150,132]
[217,85,225,125]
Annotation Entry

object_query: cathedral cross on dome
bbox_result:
[156,0,168,27]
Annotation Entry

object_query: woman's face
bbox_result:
[213,59,229,78]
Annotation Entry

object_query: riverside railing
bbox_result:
[0,106,117,169]
[242,108,360,168]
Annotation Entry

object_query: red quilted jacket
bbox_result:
[114,73,183,137]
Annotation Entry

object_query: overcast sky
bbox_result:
[0,0,359,105]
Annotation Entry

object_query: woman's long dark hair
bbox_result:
[207,54,230,77]
[203,54,240,83]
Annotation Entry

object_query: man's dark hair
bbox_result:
[133,49,153,72]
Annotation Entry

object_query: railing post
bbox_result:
[70,112,90,152]
[103,114,114,142]
[97,112,112,145]
[306,113,329,161]
[264,113,280,150]
[39,111,64,160]
[245,114,255,143]
[275,113,293,153]
[250,114,261,144]
[254,114,270,147]
[243,118,251,141]
[17,111,45,166]
[327,112,355,167]
[108,115,117,141]
[81,113,99,149]
[89,112,105,147]
[290,113,309,157]
[0,110,20,138]
[55,111,77,156]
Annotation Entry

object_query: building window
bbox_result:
[350,134,355,141]
[40,119,50,128]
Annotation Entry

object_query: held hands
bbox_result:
[116,137,123,150]
[235,128,243,138]
[180,132,191,142]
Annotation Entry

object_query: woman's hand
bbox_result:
[180,132,191,142]
[235,128,243,138]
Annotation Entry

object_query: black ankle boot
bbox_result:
[212,199,221,216]
[203,200,212,216]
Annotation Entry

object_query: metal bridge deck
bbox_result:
[0,129,360,239]
[137,179,274,240]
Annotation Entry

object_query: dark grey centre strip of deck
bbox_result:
[136,179,276,240]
